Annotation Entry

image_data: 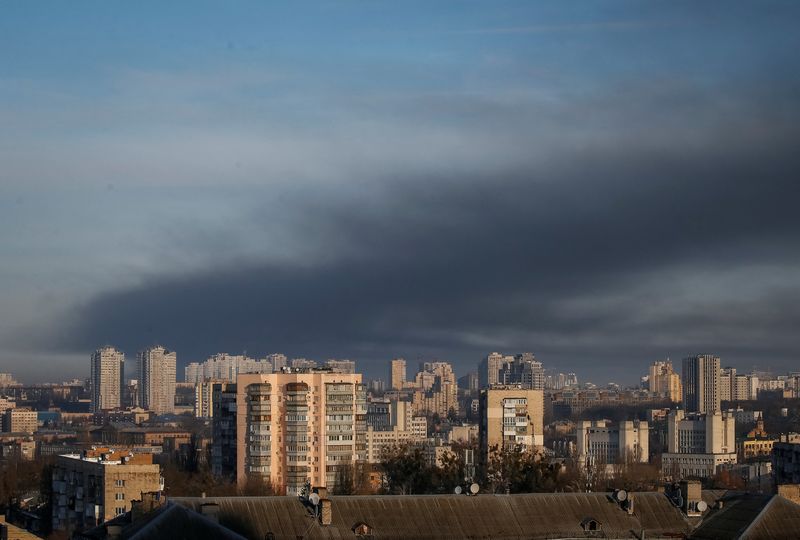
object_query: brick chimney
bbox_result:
[680,480,703,515]
[320,499,332,526]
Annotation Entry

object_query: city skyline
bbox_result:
[2,2,799,385]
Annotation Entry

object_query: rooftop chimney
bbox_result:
[200,503,220,523]
[680,480,703,515]
[320,499,332,526]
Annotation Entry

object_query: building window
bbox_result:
[115,479,126,487]
[115,507,126,515]
[115,493,125,500]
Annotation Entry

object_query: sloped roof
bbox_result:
[172,492,693,540]
[76,503,246,540]
[689,493,800,540]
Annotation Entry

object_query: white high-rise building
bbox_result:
[138,346,177,415]
[90,346,125,412]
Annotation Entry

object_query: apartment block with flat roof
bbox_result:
[51,449,162,535]
[90,346,125,412]
[479,386,544,463]
[235,371,366,495]
[138,346,176,415]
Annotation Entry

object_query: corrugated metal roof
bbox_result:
[172,492,694,540]
[690,493,800,540]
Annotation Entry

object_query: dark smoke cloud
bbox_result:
[48,83,800,382]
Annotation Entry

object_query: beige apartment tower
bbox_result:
[138,346,177,415]
[390,358,406,390]
[236,371,366,495]
[649,360,682,403]
[479,386,544,462]
[91,346,125,412]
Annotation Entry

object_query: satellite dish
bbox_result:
[616,489,628,502]
[469,483,480,495]
[309,493,321,506]
[697,500,708,512]
[454,486,462,495]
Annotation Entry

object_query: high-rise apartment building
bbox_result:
[661,410,737,479]
[90,346,125,412]
[500,353,545,390]
[185,353,273,384]
[480,352,511,388]
[236,371,366,495]
[682,354,721,414]
[390,358,406,390]
[412,361,458,416]
[648,360,682,402]
[138,346,176,415]
[479,387,544,463]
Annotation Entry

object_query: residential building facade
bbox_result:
[682,354,721,414]
[51,449,162,535]
[138,346,176,415]
[90,346,125,412]
[235,371,367,495]
[479,386,544,462]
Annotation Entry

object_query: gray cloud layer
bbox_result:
[45,80,800,382]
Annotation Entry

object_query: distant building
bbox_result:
[773,437,800,486]
[0,396,16,415]
[194,379,228,418]
[648,360,682,402]
[363,400,427,463]
[51,449,162,534]
[682,354,721,414]
[211,382,237,480]
[138,346,176,415]
[479,352,509,388]
[480,386,544,462]
[0,373,19,388]
[411,361,458,417]
[324,359,356,373]
[2,407,37,434]
[458,371,479,392]
[236,371,366,495]
[499,353,545,390]
[661,410,736,479]
[575,420,649,471]
[90,346,125,412]
[390,358,406,390]
[185,353,273,384]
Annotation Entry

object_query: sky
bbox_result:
[1,1,799,385]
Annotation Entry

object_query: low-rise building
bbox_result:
[661,410,737,479]
[51,449,162,535]
[575,419,649,471]
[772,437,800,485]
[2,408,38,434]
